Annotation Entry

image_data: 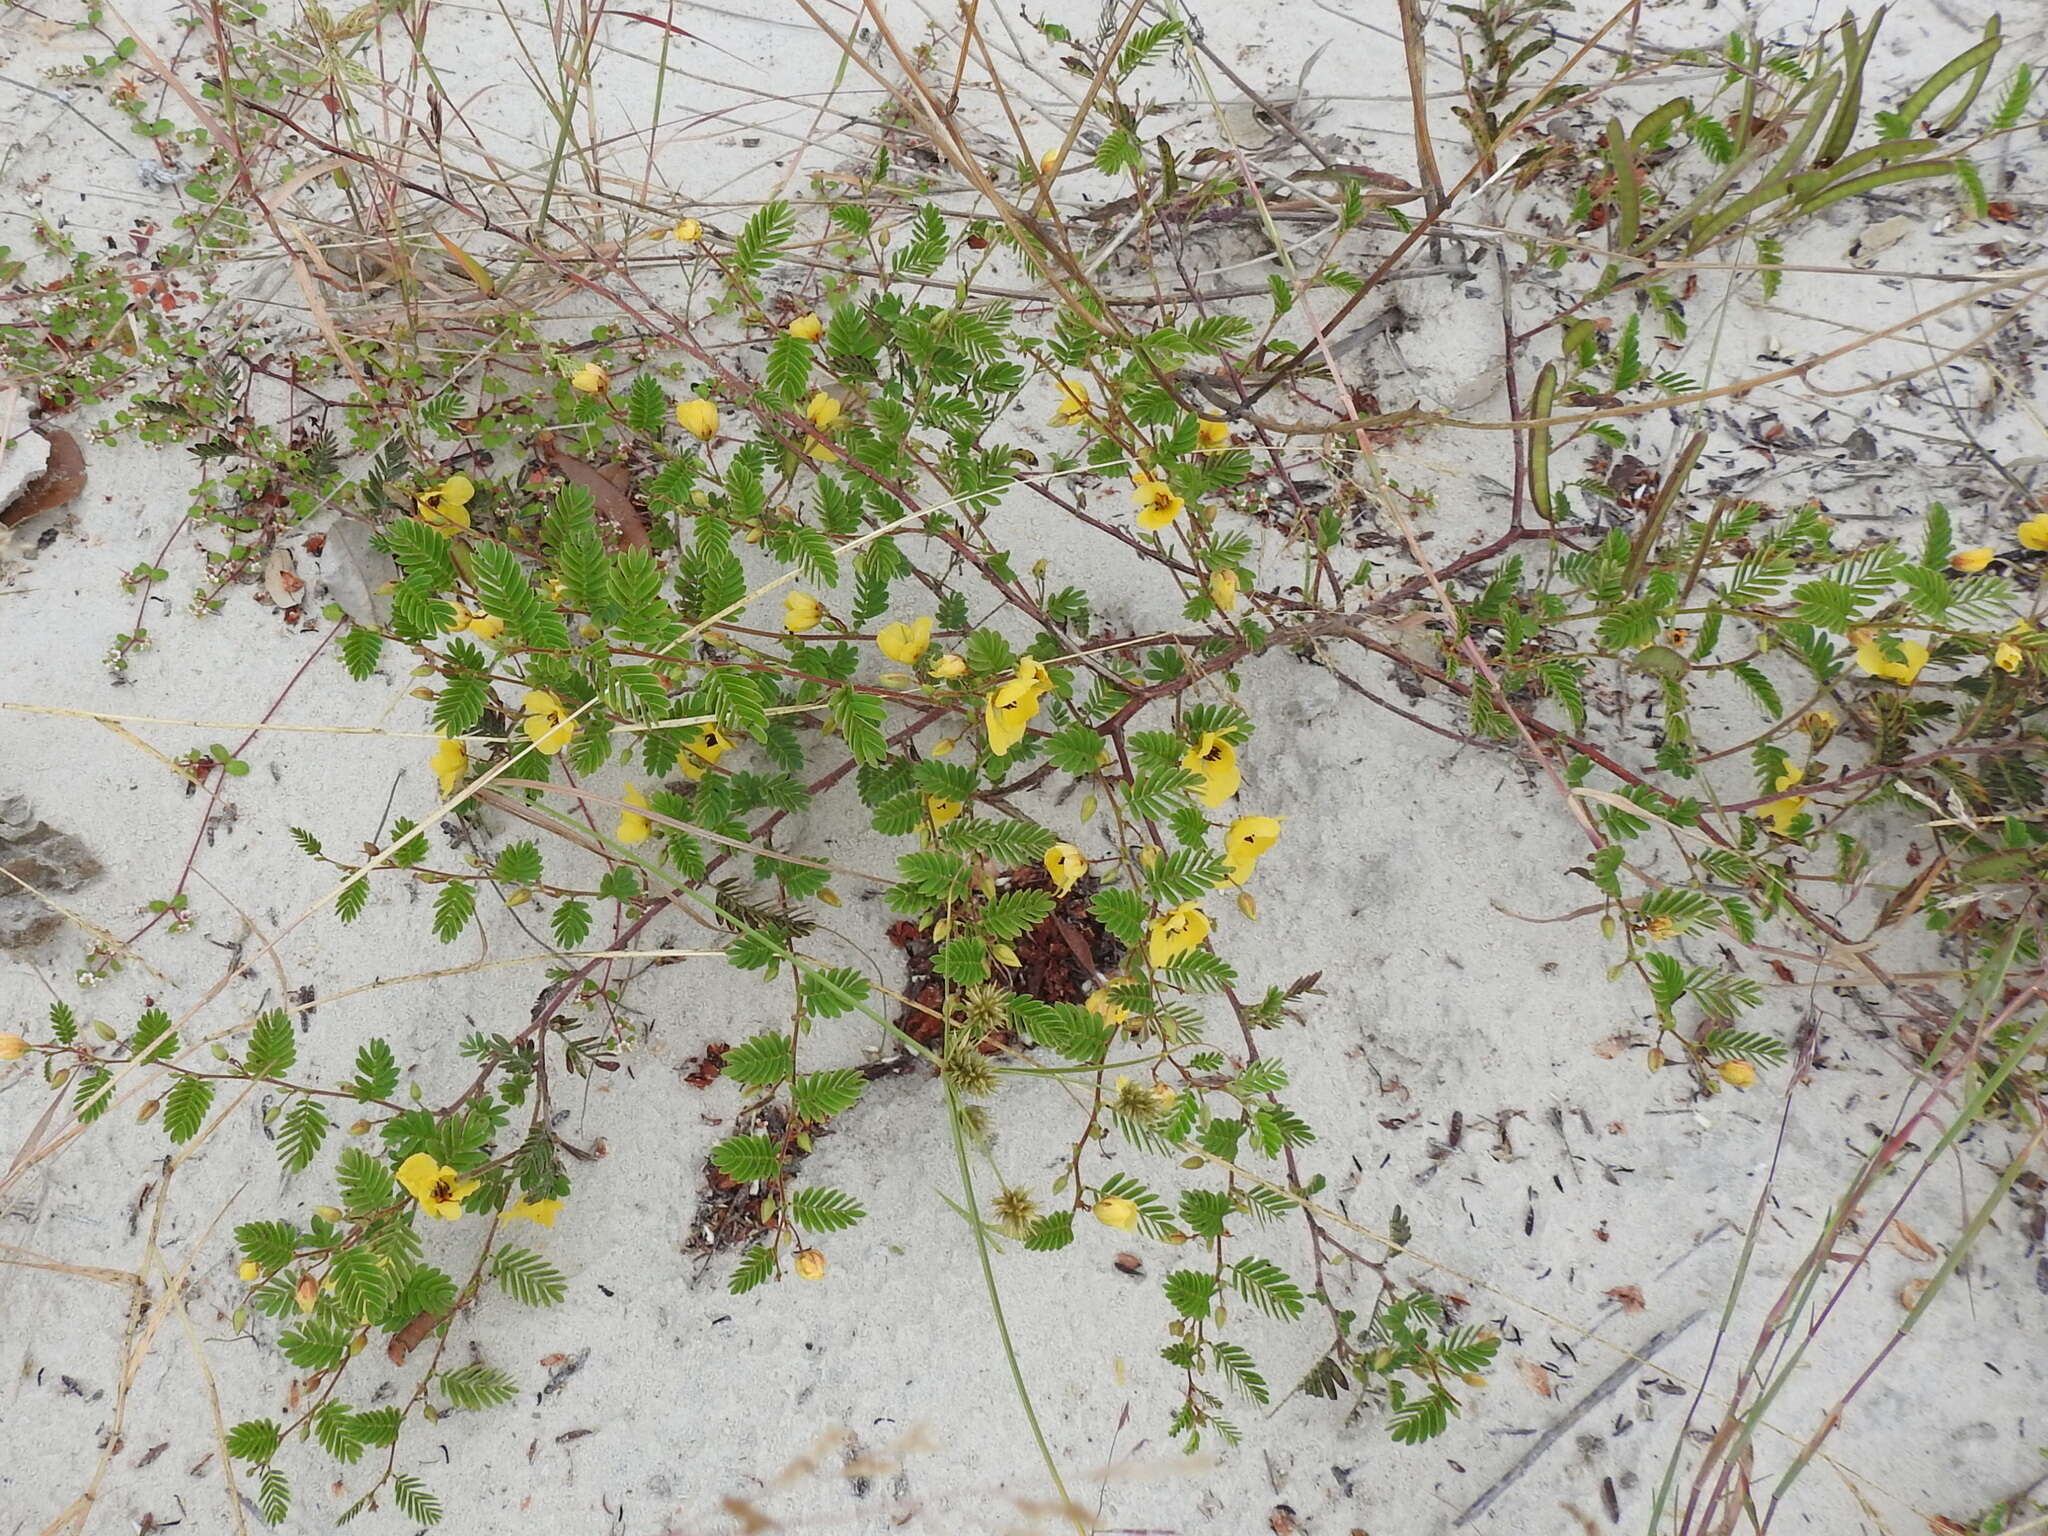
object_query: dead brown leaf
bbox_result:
[1884,1219,1938,1262]
[1515,1358,1555,1397]
[537,432,648,549]
[2,429,87,528]
[1604,1284,1646,1313]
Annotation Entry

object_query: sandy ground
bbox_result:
[4,1,2047,1532]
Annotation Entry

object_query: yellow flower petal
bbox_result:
[676,397,720,442]
[1196,417,1231,450]
[805,391,842,431]
[520,690,577,756]
[787,312,824,342]
[397,1153,473,1220]
[466,612,506,642]
[416,474,474,534]
[877,616,932,664]
[502,1197,565,1227]
[1147,901,1211,967]
[1093,1196,1139,1231]
[1215,815,1280,886]
[1044,842,1087,895]
[1758,795,1808,835]
[924,795,964,828]
[685,725,735,767]
[1852,636,1929,685]
[1208,567,1240,612]
[984,677,1040,756]
[1050,378,1091,426]
[2017,514,2048,552]
[431,737,468,797]
[617,781,653,846]
[569,362,608,394]
[783,591,824,632]
[1085,983,1131,1027]
[794,1247,827,1280]
[1949,545,1994,573]
[1132,476,1185,531]
[1181,732,1240,807]
[670,218,703,243]
[1994,641,2022,673]
[931,652,968,679]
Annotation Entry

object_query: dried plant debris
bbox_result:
[0,793,104,949]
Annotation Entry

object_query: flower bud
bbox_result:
[1717,1060,1757,1088]
[794,1247,827,1281]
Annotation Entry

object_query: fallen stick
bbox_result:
[1454,1308,1708,1528]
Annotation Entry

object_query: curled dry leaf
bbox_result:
[1884,1219,1938,1262]
[262,545,302,607]
[2,428,87,528]
[1604,1284,1646,1313]
[1515,1358,1555,1397]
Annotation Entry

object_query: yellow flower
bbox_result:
[416,473,474,535]
[1147,901,1210,967]
[397,1152,479,1221]
[983,658,1052,756]
[924,795,964,829]
[1758,796,1808,835]
[931,652,968,679]
[1085,982,1131,1027]
[442,602,473,633]
[431,736,468,796]
[521,690,577,755]
[237,1260,260,1282]
[1132,476,1185,531]
[1950,546,1995,573]
[1038,147,1061,177]
[1196,417,1231,450]
[679,724,736,781]
[1717,1060,1757,1088]
[569,362,608,394]
[783,591,824,633]
[466,612,506,642]
[1216,815,1280,887]
[1802,710,1836,737]
[1045,842,1087,895]
[1050,378,1091,427]
[1208,567,1240,612]
[804,391,842,431]
[294,1274,320,1312]
[1852,634,1929,685]
[787,312,823,341]
[877,616,932,664]
[1093,1196,1139,1231]
[675,397,720,441]
[617,781,653,846]
[1181,732,1240,808]
[2018,513,2048,552]
[1995,641,2023,673]
[502,1197,565,1227]
[0,1034,28,1061]
[794,1247,828,1280]
[670,218,703,243]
